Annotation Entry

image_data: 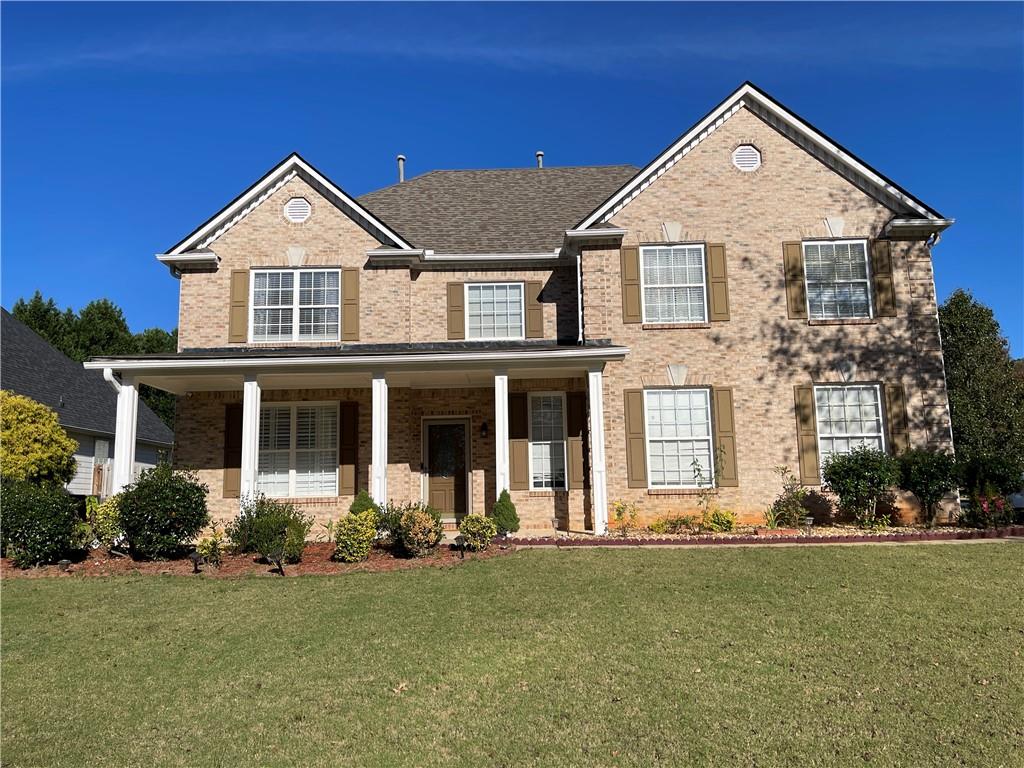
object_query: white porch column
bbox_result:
[587,365,609,534]
[239,374,262,499]
[111,374,139,495]
[371,372,389,503]
[494,370,510,498]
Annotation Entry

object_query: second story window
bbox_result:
[466,283,524,340]
[803,240,872,320]
[251,269,340,343]
[640,245,708,323]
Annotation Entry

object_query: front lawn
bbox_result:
[2,544,1021,767]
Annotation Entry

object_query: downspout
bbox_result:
[102,367,122,394]
[575,246,584,345]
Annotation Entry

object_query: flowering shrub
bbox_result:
[0,390,77,485]
[458,514,496,551]
[960,491,1013,529]
[398,504,444,557]
[333,509,377,563]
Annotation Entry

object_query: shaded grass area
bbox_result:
[2,544,1022,767]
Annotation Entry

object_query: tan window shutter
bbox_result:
[623,389,647,488]
[706,244,731,322]
[341,268,360,341]
[783,243,808,320]
[620,246,642,324]
[222,403,242,498]
[339,402,359,495]
[712,387,739,487]
[566,391,588,489]
[871,240,897,317]
[509,392,529,490]
[525,281,544,338]
[228,270,249,343]
[884,383,910,455]
[447,283,465,340]
[794,385,820,485]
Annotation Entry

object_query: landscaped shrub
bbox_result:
[458,514,497,551]
[701,508,736,533]
[398,503,444,557]
[284,516,313,564]
[648,514,697,534]
[821,447,899,529]
[960,489,1014,529]
[86,495,124,549]
[117,464,209,559]
[195,527,225,566]
[0,480,82,568]
[375,501,406,544]
[897,449,959,527]
[611,499,640,537]
[0,390,77,485]
[229,495,312,563]
[767,466,809,528]
[960,455,1022,497]
[349,489,377,516]
[333,509,377,563]
[491,489,520,536]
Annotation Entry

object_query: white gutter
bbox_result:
[366,248,565,267]
[565,227,627,239]
[102,367,122,393]
[155,251,220,278]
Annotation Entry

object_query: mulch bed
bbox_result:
[0,541,514,579]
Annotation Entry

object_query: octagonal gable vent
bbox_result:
[732,144,761,172]
[284,196,311,222]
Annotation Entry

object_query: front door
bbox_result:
[426,422,467,520]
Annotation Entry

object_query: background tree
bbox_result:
[0,391,77,485]
[11,291,76,357]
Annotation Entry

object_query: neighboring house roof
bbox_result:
[0,309,174,446]
[358,165,637,253]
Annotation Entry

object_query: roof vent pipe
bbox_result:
[397,154,406,183]
[535,151,544,169]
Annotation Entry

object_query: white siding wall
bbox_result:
[67,432,95,496]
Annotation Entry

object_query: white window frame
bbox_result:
[802,239,873,320]
[528,392,568,491]
[256,401,340,498]
[464,282,526,341]
[643,387,716,489]
[813,384,886,468]
[249,268,342,343]
[639,243,709,324]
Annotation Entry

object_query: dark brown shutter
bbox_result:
[228,270,249,343]
[525,280,544,338]
[338,402,358,495]
[783,242,808,320]
[871,240,897,317]
[712,387,739,487]
[884,383,910,455]
[447,283,465,340]
[341,267,360,341]
[794,385,820,485]
[222,403,243,498]
[706,244,731,322]
[623,389,647,488]
[566,392,587,489]
[620,245,642,324]
[509,392,529,491]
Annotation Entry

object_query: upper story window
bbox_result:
[640,244,708,323]
[529,393,567,490]
[814,384,884,464]
[644,388,714,488]
[466,283,524,340]
[257,403,339,497]
[803,240,872,320]
[251,269,340,343]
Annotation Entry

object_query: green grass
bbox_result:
[2,545,1022,767]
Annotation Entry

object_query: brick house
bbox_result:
[86,82,955,533]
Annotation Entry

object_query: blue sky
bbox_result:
[2,2,1022,353]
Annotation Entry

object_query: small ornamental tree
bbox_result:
[897,449,959,527]
[491,489,520,536]
[349,489,377,516]
[117,464,209,559]
[0,391,77,485]
[821,447,899,529]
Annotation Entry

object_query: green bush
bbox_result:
[897,449,959,527]
[349,489,377,516]
[0,390,77,485]
[86,495,124,549]
[491,489,520,536]
[701,508,736,533]
[648,514,696,534]
[768,466,809,528]
[333,509,377,563]
[0,480,82,568]
[284,516,313,564]
[375,501,406,544]
[821,447,899,529]
[399,503,444,557]
[960,455,1022,497]
[118,465,209,559]
[458,514,497,551]
[229,495,312,563]
[195,527,225,566]
[959,490,1014,529]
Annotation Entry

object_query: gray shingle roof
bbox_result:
[358,165,638,253]
[1,309,174,445]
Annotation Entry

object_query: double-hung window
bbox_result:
[257,403,339,497]
[529,393,566,490]
[466,283,524,340]
[803,240,872,320]
[251,269,340,342]
[814,384,885,463]
[640,244,708,323]
[644,388,714,487]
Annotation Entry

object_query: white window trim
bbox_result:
[248,268,342,344]
[642,387,716,489]
[464,282,526,341]
[802,239,873,320]
[257,401,340,498]
[813,383,886,469]
[528,392,568,491]
[639,243,709,324]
